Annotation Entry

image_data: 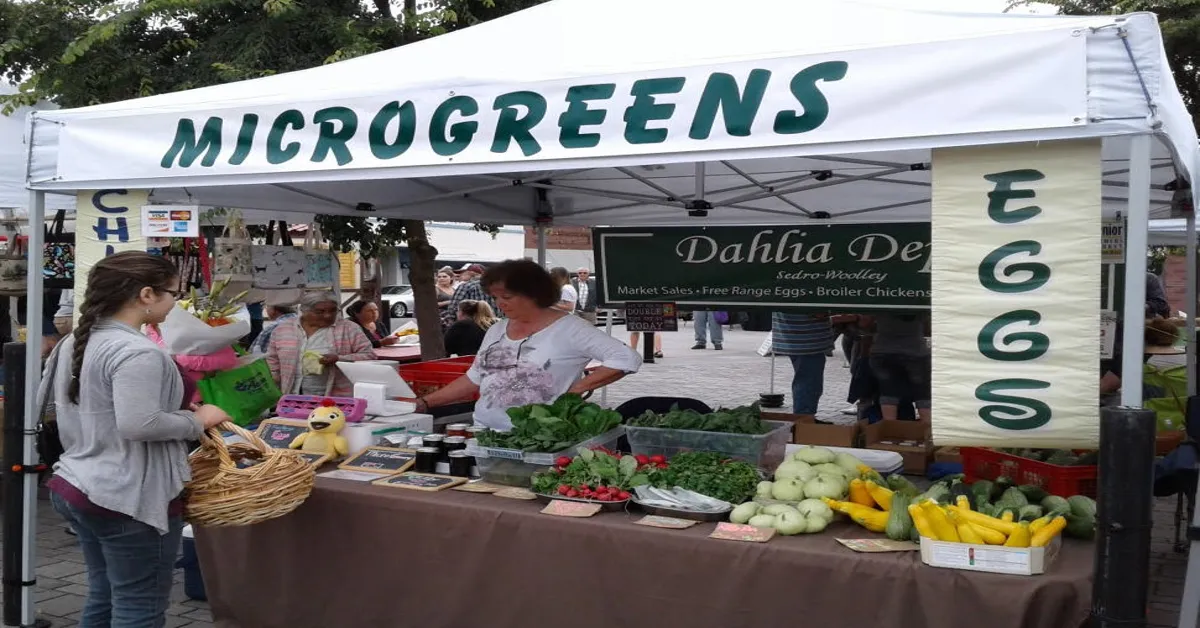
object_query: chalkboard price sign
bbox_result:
[625,302,678,333]
[372,472,467,492]
[338,447,416,474]
[294,451,332,467]
[255,419,309,450]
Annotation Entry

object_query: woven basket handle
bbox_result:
[197,421,275,471]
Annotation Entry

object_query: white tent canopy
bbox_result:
[1,84,72,212]
[23,0,1198,226]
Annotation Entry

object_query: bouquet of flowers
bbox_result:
[157,279,253,356]
[151,280,255,404]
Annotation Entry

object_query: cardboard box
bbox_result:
[935,447,962,465]
[863,420,933,474]
[919,536,1061,576]
[764,412,859,447]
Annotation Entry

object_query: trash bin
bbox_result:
[176,524,207,601]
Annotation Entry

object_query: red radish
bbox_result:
[617,491,631,500]
[635,454,650,465]
[566,489,579,498]
[555,456,572,467]
[557,485,570,495]
[649,455,666,464]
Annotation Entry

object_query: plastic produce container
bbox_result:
[397,356,478,400]
[467,426,625,487]
[626,420,793,471]
[960,447,1097,498]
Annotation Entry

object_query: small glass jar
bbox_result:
[448,451,472,478]
[414,447,439,474]
[446,423,471,438]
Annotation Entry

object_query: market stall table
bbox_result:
[195,477,1093,628]
[373,345,422,363]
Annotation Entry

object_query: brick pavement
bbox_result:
[8,321,1190,626]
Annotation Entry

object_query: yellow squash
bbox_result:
[1001,510,1015,523]
[1004,522,1032,548]
[848,479,876,508]
[955,495,972,511]
[1028,515,1053,534]
[863,480,894,511]
[920,501,959,542]
[949,510,984,544]
[947,505,1019,536]
[908,504,935,539]
[1031,516,1067,547]
[968,522,1007,545]
[851,509,889,533]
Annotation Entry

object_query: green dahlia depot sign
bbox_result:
[593,223,930,310]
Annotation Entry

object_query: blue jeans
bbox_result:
[788,353,827,415]
[693,311,724,345]
[51,492,182,628]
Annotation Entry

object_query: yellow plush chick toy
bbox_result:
[289,399,350,458]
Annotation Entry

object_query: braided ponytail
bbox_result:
[64,251,179,405]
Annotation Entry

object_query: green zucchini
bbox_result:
[1064,513,1096,540]
[885,494,914,541]
[1018,504,1044,522]
[1017,484,1049,504]
[1041,495,1071,516]
[1067,495,1097,519]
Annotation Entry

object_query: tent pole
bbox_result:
[536,225,547,267]
[20,190,45,628]
[1179,164,1200,628]
[1119,135,1150,407]
[1186,210,1197,397]
[695,162,706,199]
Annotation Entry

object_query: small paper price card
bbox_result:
[452,481,505,494]
[835,539,920,553]
[493,488,537,501]
[709,522,775,543]
[634,515,697,529]
[541,500,603,518]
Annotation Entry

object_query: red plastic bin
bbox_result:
[960,447,1097,498]
[397,356,478,400]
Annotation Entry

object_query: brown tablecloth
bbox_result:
[195,478,1093,628]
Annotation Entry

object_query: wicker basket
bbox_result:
[185,421,316,527]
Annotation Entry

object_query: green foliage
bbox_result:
[474,393,623,453]
[625,404,771,434]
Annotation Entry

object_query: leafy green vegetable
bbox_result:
[530,449,648,495]
[626,403,770,435]
[475,393,623,452]
[649,452,761,503]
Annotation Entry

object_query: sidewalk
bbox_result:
[13,322,1192,626]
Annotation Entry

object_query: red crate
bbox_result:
[397,356,478,400]
[960,447,1097,498]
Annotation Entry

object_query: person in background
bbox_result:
[266,292,376,396]
[435,269,458,326]
[447,263,500,322]
[42,251,231,627]
[861,313,931,422]
[772,312,834,419]
[443,300,496,356]
[572,268,598,324]
[347,300,400,348]
[439,265,461,290]
[550,267,578,313]
[1100,271,1173,396]
[629,330,664,359]
[250,304,298,354]
[415,260,641,429]
[691,310,724,351]
[53,288,74,337]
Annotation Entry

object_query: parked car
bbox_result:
[382,285,414,318]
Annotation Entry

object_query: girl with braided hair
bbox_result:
[39,251,231,627]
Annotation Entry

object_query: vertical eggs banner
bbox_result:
[931,140,1101,448]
